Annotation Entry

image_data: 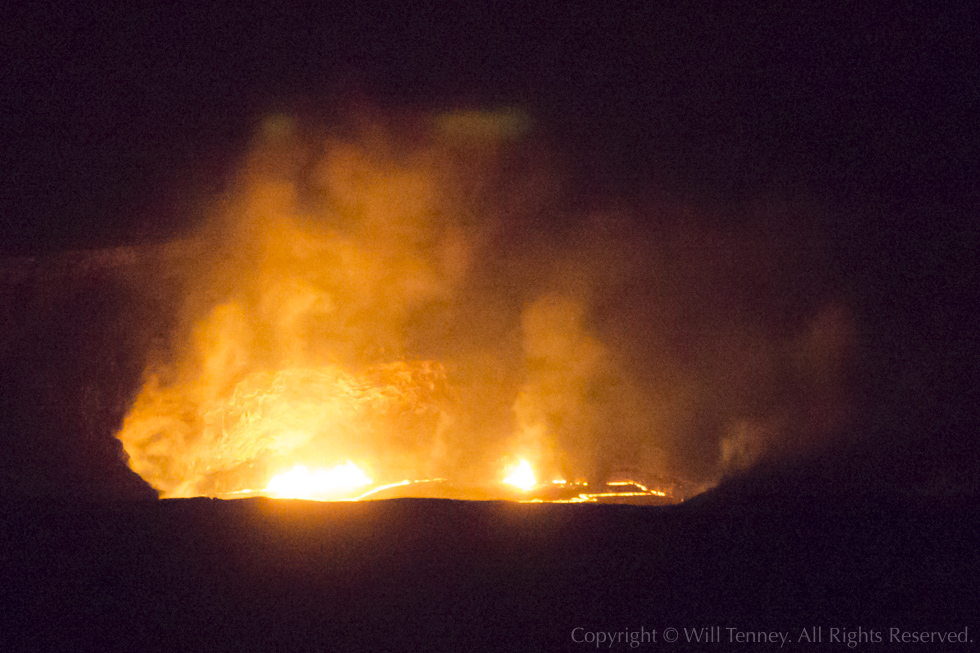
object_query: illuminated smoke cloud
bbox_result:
[116,103,856,499]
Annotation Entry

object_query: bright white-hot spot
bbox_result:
[264,462,372,500]
[502,459,537,491]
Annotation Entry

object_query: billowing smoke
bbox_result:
[116,103,856,498]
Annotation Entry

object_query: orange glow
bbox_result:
[265,462,372,500]
[112,108,691,505]
[502,459,537,491]
[117,358,447,498]
[528,479,669,504]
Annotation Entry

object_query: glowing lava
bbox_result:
[264,462,372,500]
[502,459,537,491]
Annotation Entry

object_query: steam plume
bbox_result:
[117,104,856,498]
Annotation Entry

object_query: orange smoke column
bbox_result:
[114,105,855,502]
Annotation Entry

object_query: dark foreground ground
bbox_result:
[2,485,977,652]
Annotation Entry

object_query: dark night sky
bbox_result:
[2,1,974,243]
[0,1,977,495]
